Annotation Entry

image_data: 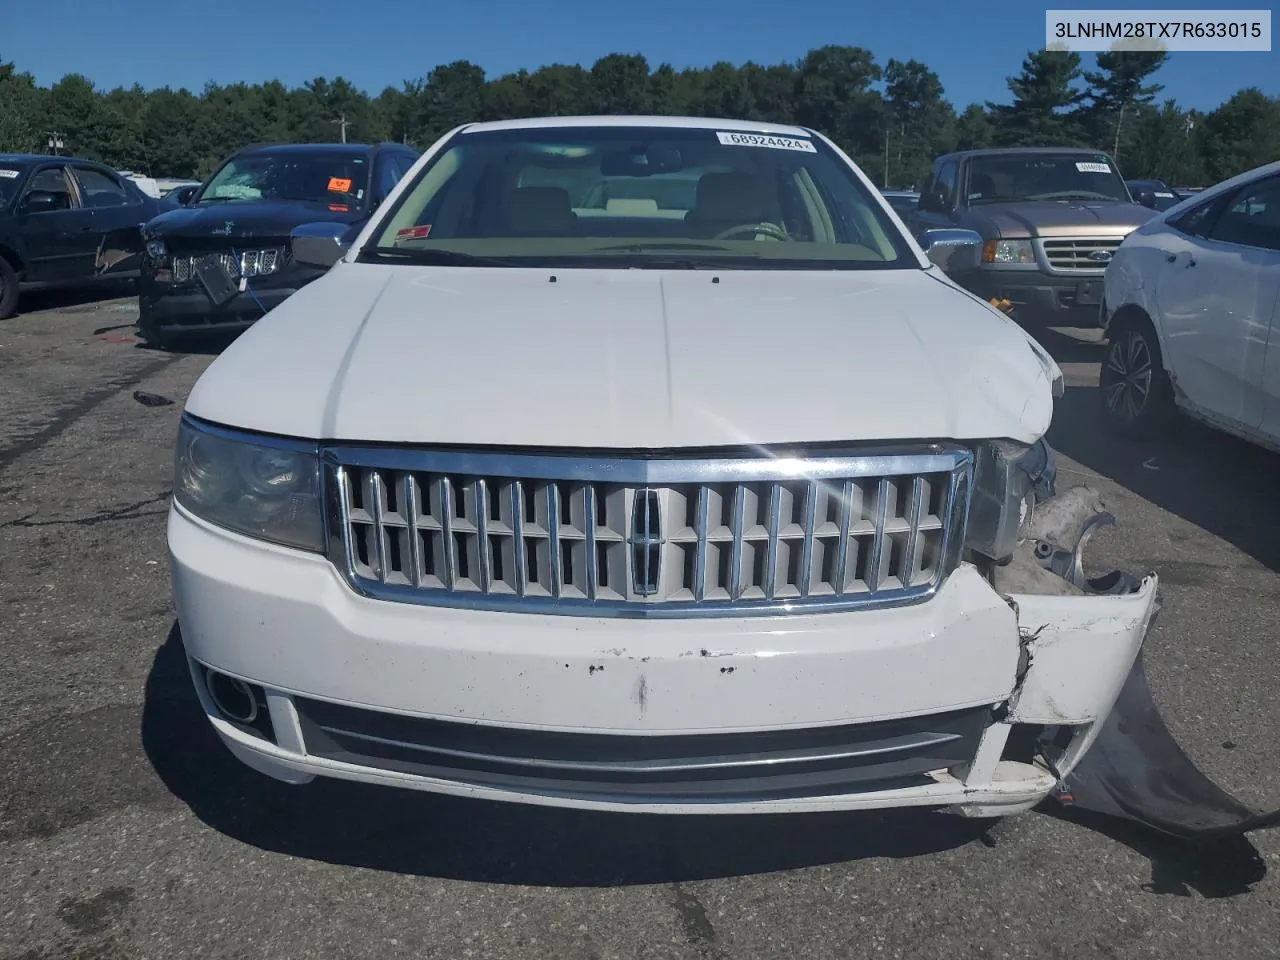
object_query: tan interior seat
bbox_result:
[504,186,577,236]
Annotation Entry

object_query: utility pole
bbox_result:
[332,113,349,144]
[884,126,890,189]
[46,132,65,155]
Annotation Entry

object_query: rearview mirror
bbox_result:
[919,228,982,273]
[21,190,67,214]
[291,221,351,269]
[600,146,684,177]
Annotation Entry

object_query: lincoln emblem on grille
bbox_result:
[629,488,663,596]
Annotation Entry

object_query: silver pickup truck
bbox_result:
[908,147,1156,324]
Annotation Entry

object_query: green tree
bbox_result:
[954,103,993,150]
[0,56,39,152]
[794,45,884,161]
[689,61,755,119]
[988,50,1086,146]
[1125,101,1205,184]
[590,54,652,114]
[884,58,953,189]
[1082,50,1168,164]
[1199,88,1280,180]
[418,61,486,143]
[742,63,797,124]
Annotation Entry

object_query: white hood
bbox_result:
[186,262,1057,448]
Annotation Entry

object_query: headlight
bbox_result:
[173,417,324,552]
[981,239,1035,265]
[145,239,167,261]
[965,439,1056,562]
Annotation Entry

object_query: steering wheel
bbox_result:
[712,221,791,242]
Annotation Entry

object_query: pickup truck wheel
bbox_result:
[1100,322,1174,438]
[0,258,19,320]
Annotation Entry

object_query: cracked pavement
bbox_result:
[2,297,1279,960]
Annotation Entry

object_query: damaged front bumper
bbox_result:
[167,474,1277,835]
[982,481,1280,840]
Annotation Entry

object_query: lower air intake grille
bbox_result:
[326,447,972,617]
[294,697,987,802]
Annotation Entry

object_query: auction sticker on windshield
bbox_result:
[716,132,817,153]
[0,169,20,178]
[1076,162,1111,173]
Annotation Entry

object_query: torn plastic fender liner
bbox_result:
[1062,651,1280,840]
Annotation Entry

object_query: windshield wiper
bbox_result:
[364,247,513,267]
[594,241,740,253]
[193,196,238,204]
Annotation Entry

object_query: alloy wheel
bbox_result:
[1102,330,1154,423]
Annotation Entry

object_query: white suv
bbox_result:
[1101,160,1280,449]
[168,116,1164,823]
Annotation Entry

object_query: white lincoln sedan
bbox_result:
[1100,160,1280,449]
[164,114,1274,835]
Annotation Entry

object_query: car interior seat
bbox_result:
[685,171,771,238]
[503,186,577,236]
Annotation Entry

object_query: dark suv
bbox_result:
[137,141,418,347]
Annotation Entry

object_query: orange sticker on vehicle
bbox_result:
[327,177,353,193]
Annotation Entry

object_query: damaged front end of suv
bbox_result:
[973,440,1279,840]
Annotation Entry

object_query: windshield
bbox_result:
[967,154,1130,204]
[0,166,26,208]
[198,151,368,207]
[364,126,916,270]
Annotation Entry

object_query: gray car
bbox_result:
[910,147,1156,324]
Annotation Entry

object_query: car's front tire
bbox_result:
[1100,317,1175,439]
[0,257,19,320]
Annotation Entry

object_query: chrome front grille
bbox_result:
[170,247,285,283]
[1039,236,1125,273]
[326,448,972,617]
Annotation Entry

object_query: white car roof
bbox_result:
[460,115,815,138]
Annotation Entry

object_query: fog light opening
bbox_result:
[206,668,259,724]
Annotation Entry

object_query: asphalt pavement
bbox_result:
[2,295,1279,960]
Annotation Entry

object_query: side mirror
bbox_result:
[291,221,351,269]
[21,190,65,214]
[919,228,983,273]
[174,185,199,205]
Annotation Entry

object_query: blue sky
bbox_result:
[5,0,1276,111]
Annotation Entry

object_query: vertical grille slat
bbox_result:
[584,485,599,601]
[833,479,854,596]
[901,475,924,589]
[404,474,424,588]
[438,476,456,591]
[765,482,782,600]
[368,471,388,582]
[729,483,746,602]
[867,477,890,593]
[334,453,969,615]
[547,482,563,599]
[511,481,527,596]
[475,479,491,591]
[693,485,709,603]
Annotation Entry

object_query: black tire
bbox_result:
[135,311,177,351]
[1099,317,1176,439]
[0,257,19,320]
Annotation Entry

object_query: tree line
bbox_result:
[2,47,1277,189]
